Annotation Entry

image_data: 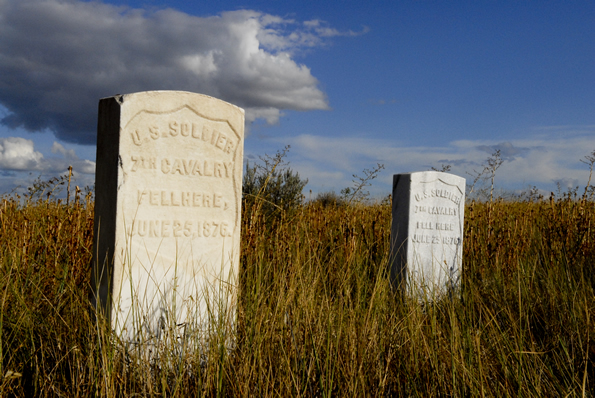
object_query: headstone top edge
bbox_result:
[392,171,466,181]
[99,90,245,115]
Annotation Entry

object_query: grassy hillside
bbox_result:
[1,186,594,396]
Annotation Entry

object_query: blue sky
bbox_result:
[0,0,593,198]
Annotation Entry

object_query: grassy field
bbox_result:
[1,184,594,396]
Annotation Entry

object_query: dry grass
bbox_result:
[1,185,594,396]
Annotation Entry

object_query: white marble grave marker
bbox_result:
[91,91,244,343]
[390,171,465,299]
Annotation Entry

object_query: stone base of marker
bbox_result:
[390,171,465,300]
[90,91,244,352]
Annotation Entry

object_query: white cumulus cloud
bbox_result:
[50,142,96,174]
[0,137,95,175]
[0,137,43,170]
[0,0,347,144]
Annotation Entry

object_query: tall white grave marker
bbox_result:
[91,91,244,344]
[390,172,465,299]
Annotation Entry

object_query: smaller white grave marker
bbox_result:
[390,171,465,299]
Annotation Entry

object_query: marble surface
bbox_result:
[91,91,244,343]
[391,171,465,299]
